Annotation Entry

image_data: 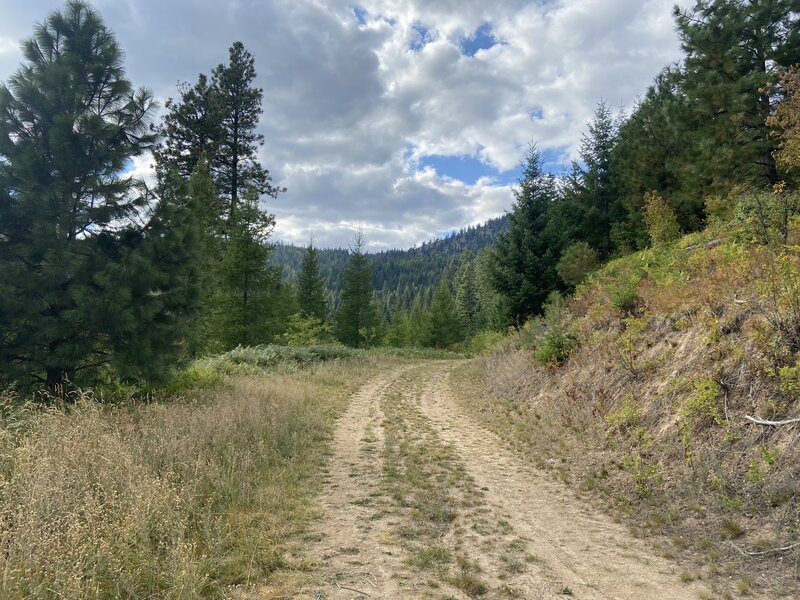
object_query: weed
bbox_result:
[719,519,745,540]
[681,378,725,427]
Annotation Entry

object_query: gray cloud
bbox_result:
[0,0,691,250]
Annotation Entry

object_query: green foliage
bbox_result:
[532,293,577,366]
[0,1,201,389]
[681,378,725,427]
[609,274,641,315]
[157,41,281,224]
[297,243,328,320]
[734,186,800,246]
[335,232,382,347]
[455,252,481,338]
[283,313,333,346]
[215,344,358,369]
[778,360,800,399]
[556,241,599,286]
[606,395,641,431]
[555,101,624,259]
[468,331,505,354]
[622,452,662,497]
[492,146,564,322]
[207,187,286,348]
[426,279,464,349]
[643,191,681,245]
[768,67,800,175]
[673,0,800,189]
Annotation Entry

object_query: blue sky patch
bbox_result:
[410,21,432,51]
[530,107,544,120]
[418,154,522,185]
[352,6,367,25]
[460,23,496,57]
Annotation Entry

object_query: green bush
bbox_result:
[643,191,681,245]
[468,331,505,354]
[533,293,578,366]
[556,241,599,286]
[609,275,641,314]
[734,186,800,245]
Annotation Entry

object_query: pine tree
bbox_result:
[297,242,328,320]
[211,187,281,348]
[557,101,623,259]
[426,279,463,348]
[674,0,800,189]
[213,41,282,220]
[335,232,381,347]
[492,146,563,323]
[0,1,199,389]
[610,68,698,250]
[455,253,480,338]
[154,74,223,182]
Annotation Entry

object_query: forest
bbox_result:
[0,0,799,384]
[2,2,800,598]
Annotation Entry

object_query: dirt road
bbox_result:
[308,362,711,599]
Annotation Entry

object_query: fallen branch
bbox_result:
[745,415,800,427]
[732,541,800,556]
[336,582,372,597]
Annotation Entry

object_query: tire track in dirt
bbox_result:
[311,365,416,599]
[417,362,713,600]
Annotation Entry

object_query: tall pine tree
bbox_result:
[0,1,200,388]
[213,42,282,221]
[335,232,381,347]
[297,242,328,320]
[492,146,563,323]
[674,0,800,189]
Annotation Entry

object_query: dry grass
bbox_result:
[451,230,800,598]
[0,357,390,598]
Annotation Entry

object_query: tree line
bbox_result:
[2,0,800,390]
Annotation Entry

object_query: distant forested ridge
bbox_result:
[271,216,508,315]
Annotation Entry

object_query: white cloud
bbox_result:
[0,0,692,250]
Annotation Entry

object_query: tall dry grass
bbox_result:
[0,357,387,598]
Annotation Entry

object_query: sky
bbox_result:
[0,0,691,250]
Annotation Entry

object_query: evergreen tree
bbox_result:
[426,279,463,348]
[674,0,800,189]
[297,242,328,320]
[0,1,199,389]
[154,75,223,183]
[557,101,623,259]
[610,68,699,250]
[210,187,281,348]
[492,146,563,323]
[213,41,282,220]
[455,253,480,338]
[335,232,381,347]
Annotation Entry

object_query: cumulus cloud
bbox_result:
[0,0,691,249]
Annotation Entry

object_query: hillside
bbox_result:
[271,216,508,314]
[450,221,800,598]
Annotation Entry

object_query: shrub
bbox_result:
[734,185,800,245]
[609,274,641,315]
[468,331,505,354]
[643,191,681,245]
[556,242,599,286]
[533,293,578,366]
[283,313,333,346]
[681,378,725,426]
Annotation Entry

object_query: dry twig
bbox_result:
[745,415,800,427]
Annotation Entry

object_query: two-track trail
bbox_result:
[306,361,711,599]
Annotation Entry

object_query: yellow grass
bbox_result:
[0,357,391,598]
